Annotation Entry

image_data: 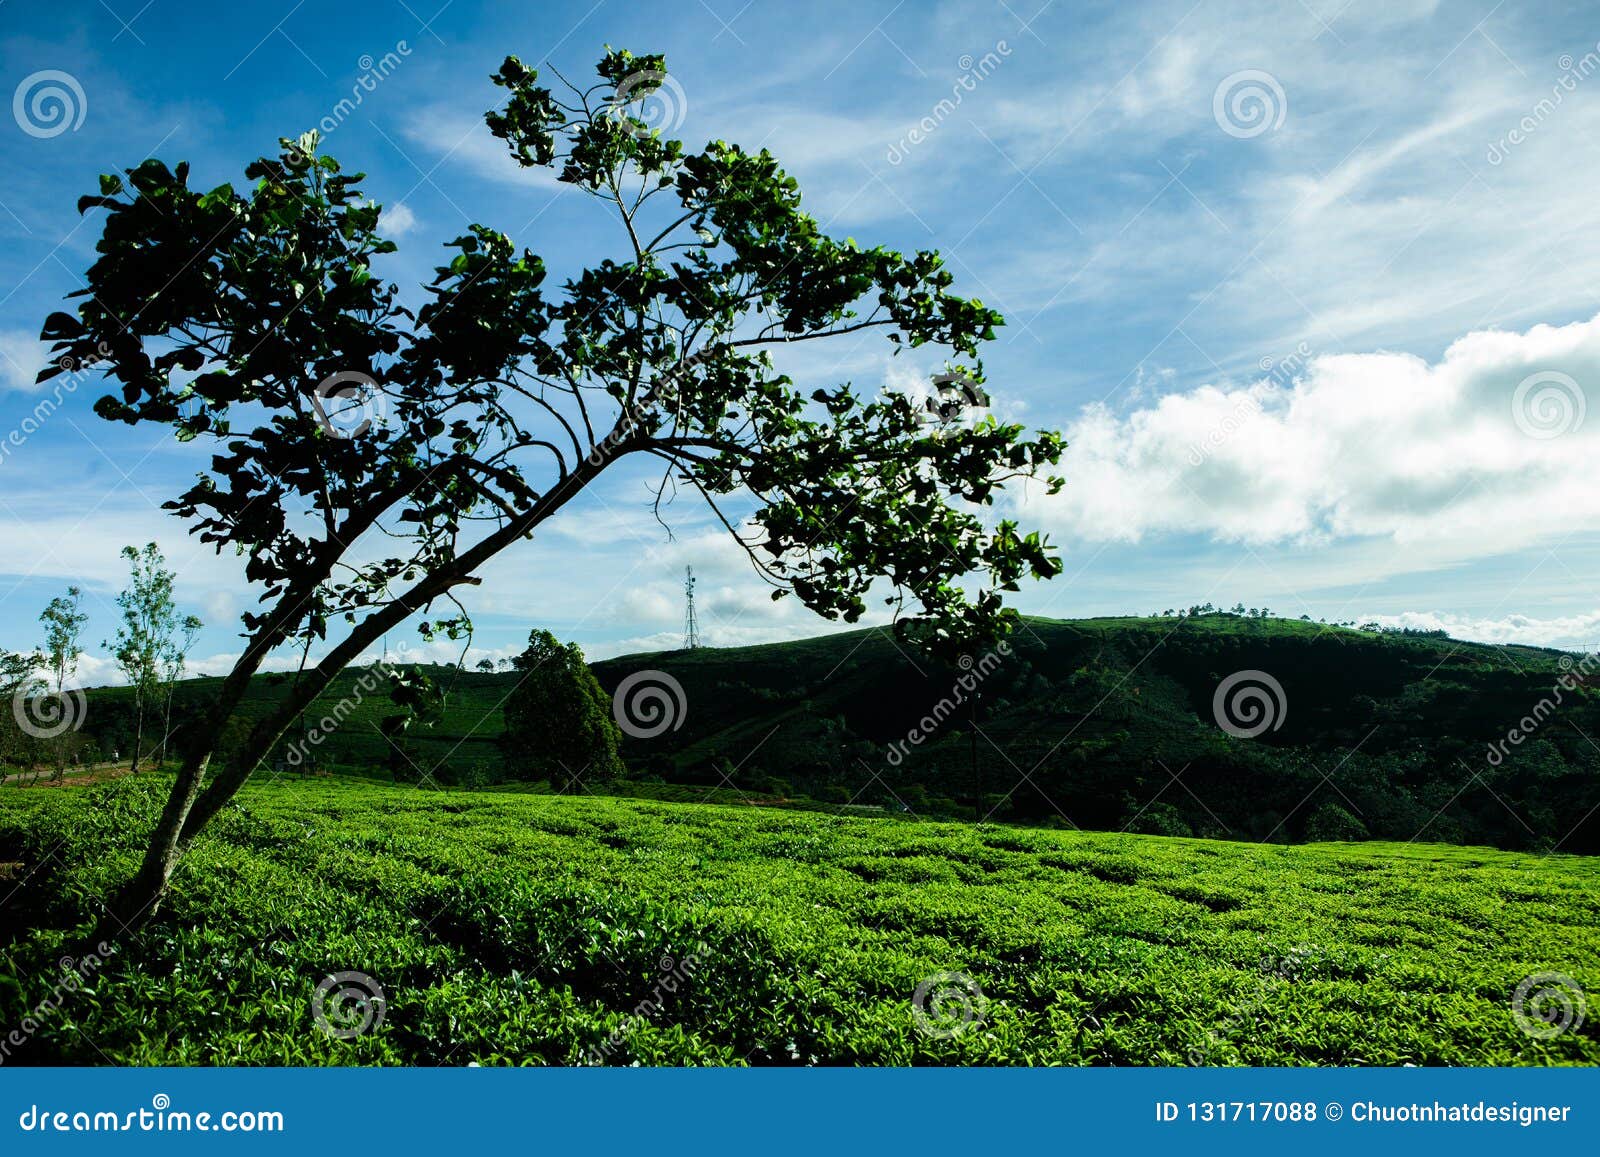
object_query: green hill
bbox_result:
[68,613,1600,852]
[1,777,1595,1065]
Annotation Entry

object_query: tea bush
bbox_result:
[1,776,1595,1066]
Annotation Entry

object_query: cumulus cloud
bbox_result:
[379,201,419,237]
[1366,610,1600,652]
[1018,311,1600,559]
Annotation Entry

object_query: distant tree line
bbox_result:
[2,543,201,783]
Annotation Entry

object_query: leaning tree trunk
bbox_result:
[98,571,471,935]
[98,747,212,935]
[100,450,608,935]
[92,605,302,938]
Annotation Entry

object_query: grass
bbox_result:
[2,775,1596,1066]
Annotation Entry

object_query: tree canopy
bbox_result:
[40,46,1066,928]
[502,629,624,788]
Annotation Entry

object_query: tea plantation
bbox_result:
[2,776,1596,1066]
[73,614,1600,853]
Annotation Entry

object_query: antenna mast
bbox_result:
[683,566,701,650]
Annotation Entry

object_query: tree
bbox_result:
[157,614,204,768]
[41,47,1064,932]
[1303,801,1369,842]
[1,649,42,777]
[38,588,89,782]
[501,630,623,788]
[475,658,495,673]
[108,544,179,774]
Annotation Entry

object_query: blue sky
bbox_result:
[6,0,1600,681]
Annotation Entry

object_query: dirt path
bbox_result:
[1,760,149,789]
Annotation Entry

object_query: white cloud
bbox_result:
[0,329,46,392]
[402,106,570,194]
[1367,609,1600,651]
[379,201,419,237]
[1019,310,1600,563]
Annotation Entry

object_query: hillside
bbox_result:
[69,614,1600,852]
[2,777,1595,1065]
